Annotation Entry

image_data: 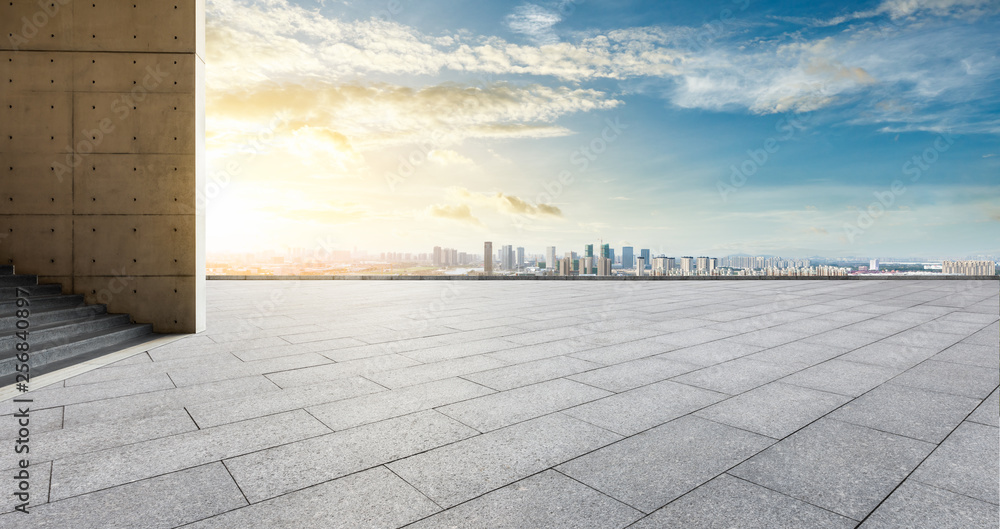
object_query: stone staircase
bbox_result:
[0,265,153,381]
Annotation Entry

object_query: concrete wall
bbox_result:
[0,0,205,333]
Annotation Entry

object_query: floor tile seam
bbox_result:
[433,388,618,434]
[726,471,865,523]
[688,410,787,441]
[45,412,334,479]
[220,459,252,507]
[47,460,234,507]
[905,475,1000,506]
[4,373,223,412]
[821,416,942,447]
[383,464,446,512]
[850,392,997,527]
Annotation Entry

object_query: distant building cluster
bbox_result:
[206,244,997,278]
[942,260,996,276]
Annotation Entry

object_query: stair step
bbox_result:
[0,294,84,313]
[0,284,62,299]
[0,313,131,350]
[0,304,106,332]
[0,275,37,288]
[0,265,12,275]
[0,323,154,377]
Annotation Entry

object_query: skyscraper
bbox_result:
[433,246,442,266]
[545,246,556,269]
[680,256,694,274]
[600,244,610,258]
[501,245,514,270]
[640,249,651,269]
[584,244,594,258]
[622,246,634,270]
[636,256,645,276]
[697,256,710,272]
[516,247,525,270]
[484,242,493,275]
[597,257,611,276]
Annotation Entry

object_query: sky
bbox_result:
[204,0,1000,259]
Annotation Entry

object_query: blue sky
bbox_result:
[204,0,1000,258]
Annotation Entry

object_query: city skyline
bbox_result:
[205,0,999,257]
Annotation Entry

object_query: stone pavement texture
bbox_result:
[1,279,998,528]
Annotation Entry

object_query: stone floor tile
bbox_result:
[672,358,802,395]
[405,470,642,529]
[630,474,855,529]
[0,463,245,529]
[658,339,765,366]
[568,357,700,392]
[61,376,279,428]
[461,355,601,391]
[186,376,384,428]
[932,343,1000,369]
[563,380,726,435]
[730,418,934,520]
[889,360,999,399]
[437,378,611,432]
[264,354,420,389]
[839,342,940,370]
[910,421,1000,505]
[695,382,850,439]
[858,480,999,529]
[966,388,999,427]
[828,384,980,443]
[557,415,773,513]
[167,353,333,387]
[307,377,494,431]
[225,410,477,502]
[49,409,330,501]
[184,466,439,529]
[387,413,622,508]
[781,359,900,397]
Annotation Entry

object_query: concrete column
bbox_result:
[1,0,205,333]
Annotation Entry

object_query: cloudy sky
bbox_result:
[205,0,1000,259]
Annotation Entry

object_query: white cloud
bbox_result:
[506,4,562,45]
[428,149,474,166]
[207,0,1000,134]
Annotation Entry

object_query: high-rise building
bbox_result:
[943,261,996,275]
[652,256,674,274]
[500,245,514,270]
[697,256,710,272]
[622,247,634,270]
[433,246,442,266]
[559,257,571,276]
[640,249,651,269]
[709,258,717,272]
[597,257,611,276]
[451,248,458,266]
[680,256,695,274]
[545,246,557,269]
[870,259,880,271]
[609,248,615,265]
[484,242,493,275]
[581,256,594,275]
[516,247,525,270]
[584,244,594,258]
[636,256,645,276]
[601,244,610,258]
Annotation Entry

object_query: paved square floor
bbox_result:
[2,279,998,528]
